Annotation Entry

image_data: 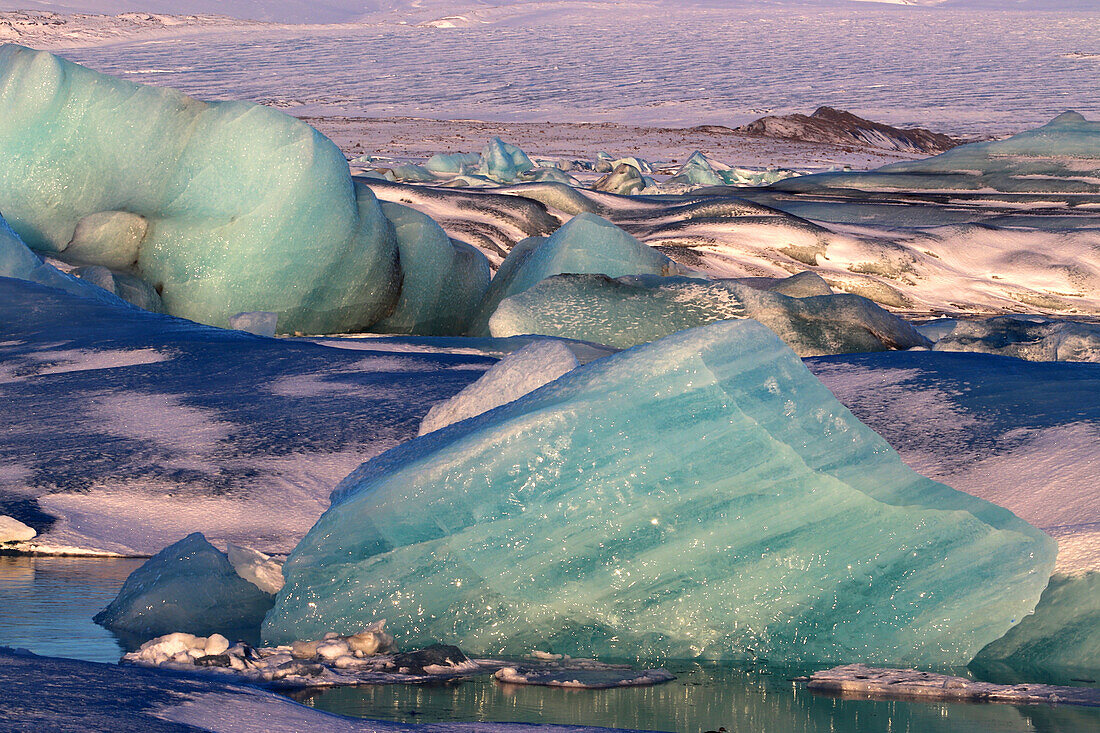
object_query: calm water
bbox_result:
[1,555,1097,732]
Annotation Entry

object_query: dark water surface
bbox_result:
[1,555,1096,732]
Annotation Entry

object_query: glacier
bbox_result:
[0,44,401,334]
[488,273,930,355]
[94,532,274,641]
[264,320,1054,666]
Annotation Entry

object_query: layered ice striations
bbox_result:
[264,321,1054,666]
[95,533,275,641]
[488,273,930,356]
[971,572,1100,681]
[0,44,400,333]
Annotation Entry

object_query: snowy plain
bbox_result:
[0,3,1097,137]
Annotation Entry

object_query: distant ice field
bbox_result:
[44,7,1100,136]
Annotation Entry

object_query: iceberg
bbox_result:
[971,572,1100,681]
[593,163,647,196]
[1,211,124,305]
[931,316,1100,363]
[94,533,275,641]
[666,151,726,187]
[424,153,480,176]
[264,320,1054,666]
[227,311,279,338]
[372,203,491,336]
[489,273,930,356]
[0,514,36,543]
[227,543,285,595]
[418,339,580,435]
[470,213,686,335]
[0,45,400,333]
[477,138,536,182]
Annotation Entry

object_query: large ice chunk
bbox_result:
[489,273,930,356]
[971,572,1100,681]
[932,316,1100,363]
[264,320,1054,666]
[470,213,685,335]
[0,45,400,333]
[418,339,580,435]
[94,532,275,640]
[372,203,491,336]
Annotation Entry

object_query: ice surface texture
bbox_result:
[94,532,274,640]
[932,316,1100,363]
[265,320,1054,666]
[0,44,399,333]
[972,572,1100,681]
[470,213,684,335]
[419,339,579,435]
[489,273,930,356]
[373,203,490,336]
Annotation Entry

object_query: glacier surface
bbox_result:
[265,320,1054,666]
[488,273,930,355]
[0,275,492,555]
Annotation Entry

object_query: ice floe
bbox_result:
[807,664,1100,707]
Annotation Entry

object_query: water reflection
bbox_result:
[1,555,1097,733]
[296,661,1100,733]
[0,554,143,663]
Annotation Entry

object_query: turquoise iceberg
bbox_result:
[971,572,1100,682]
[488,273,930,356]
[264,320,1054,666]
[372,203,491,336]
[0,44,399,333]
[470,213,685,334]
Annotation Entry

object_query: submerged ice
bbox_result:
[265,320,1054,666]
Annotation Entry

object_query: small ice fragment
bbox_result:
[227,544,285,594]
[0,515,36,543]
[228,312,278,338]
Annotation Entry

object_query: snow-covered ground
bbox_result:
[0,277,492,556]
[2,4,1097,135]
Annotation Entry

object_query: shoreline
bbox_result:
[299,115,927,172]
